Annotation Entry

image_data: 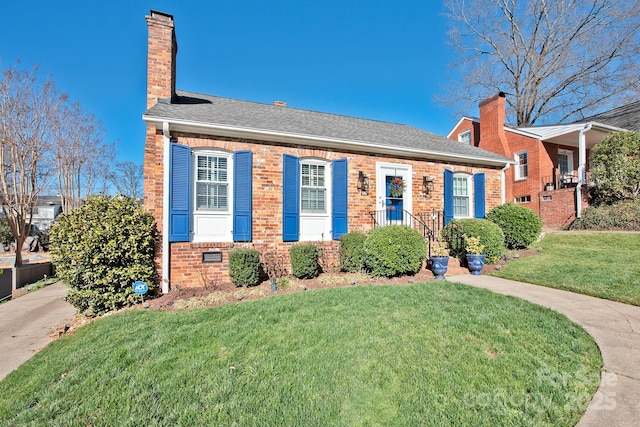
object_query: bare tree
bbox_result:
[52,102,116,214]
[110,161,144,199]
[444,0,640,126]
[0,66,66,266]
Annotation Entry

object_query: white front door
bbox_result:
[376,163,412,222]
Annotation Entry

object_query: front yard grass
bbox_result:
[0,282,600,426]
[493,232,640,305]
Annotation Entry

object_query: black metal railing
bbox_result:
[368,208,445,257]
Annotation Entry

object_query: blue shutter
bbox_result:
[169,143,191,242]
[444,169,453,225]
[233,150,252,241]
[331,158,348,240]
[474,173,486,219]
[282,154,300,241]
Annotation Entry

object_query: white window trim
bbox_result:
[192,149,233,243]
[458,130,471,145]
[514,150,528,180]
[299,158,331,241]
[453,172,473,219]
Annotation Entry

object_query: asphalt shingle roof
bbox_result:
[144,90,512,164]
[574,101,640,131]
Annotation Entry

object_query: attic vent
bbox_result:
[273,101,287,107]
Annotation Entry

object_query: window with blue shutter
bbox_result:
[169,143,191,242]
[474,173,486,218]
[233,150,252,241]
[282,154,300,241]
[331,158,348,239]
[444,169,453,225]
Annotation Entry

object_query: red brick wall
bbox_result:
[144,129,504,288]
[538,187,590,229]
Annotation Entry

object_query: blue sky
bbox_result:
[2,1,460,165]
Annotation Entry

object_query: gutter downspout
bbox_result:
[162,121,171,294]
[576,123,592,218]
[500,163,510,204]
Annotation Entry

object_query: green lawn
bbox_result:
[493,232,640,305]
[0,283,600,426]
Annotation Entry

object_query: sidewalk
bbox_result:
[448,274,640,427]
[0,282,76,381]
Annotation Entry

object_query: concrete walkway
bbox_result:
[448,274,640,427]
[0,282,76,381]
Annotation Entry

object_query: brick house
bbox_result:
[143,11,512,292]
[448,93,627,229]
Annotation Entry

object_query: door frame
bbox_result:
[375,162,412,215]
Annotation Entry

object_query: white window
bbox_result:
[196,154,228,210]
[301,163,326,213]
[458,130,471,145]
[453,173,472,218]
[558,149,574,175]
[515,150,528,180]
[300,159,331,241]
[193,151,233,242]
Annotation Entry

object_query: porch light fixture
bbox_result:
[422,176,435,195]
[357,171,369,195]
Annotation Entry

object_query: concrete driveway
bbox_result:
[450,274,640,427]
[0,282,76,381]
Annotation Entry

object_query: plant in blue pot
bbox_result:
[465,235,485,275]
[429,240,450,280]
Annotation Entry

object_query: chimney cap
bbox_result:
[150,10,174,20]
[479,91,506,108]
[273,101,287,107]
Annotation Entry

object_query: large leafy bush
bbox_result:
[290,244,319,279]
[228,248,261,287]
[590,131,640,205]
[49,196,157,315]
[487,203,542,249]
[572,200,640,230]
[363,225,426,277]
[441,219,505,263]
[339,231,367,273]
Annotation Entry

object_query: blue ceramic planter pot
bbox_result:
[467,254,486,275]
[430,256,449,280]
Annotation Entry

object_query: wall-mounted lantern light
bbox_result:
[422,176,435,195]
[357,171,369,195]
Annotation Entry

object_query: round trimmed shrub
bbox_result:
[441,219,505,263]
[49,196,158,315]
[363,225,426,277]
[229,248,260,287]
[290,244,319,279]
[339,231,367,272]
[487,203,542,249]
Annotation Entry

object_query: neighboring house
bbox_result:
[573,100,640,131]
[143,11,512,292]
[448,93,628,229]
[0,196,62,232]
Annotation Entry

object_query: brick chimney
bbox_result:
[478,92,510,156]
[146,10,177,109]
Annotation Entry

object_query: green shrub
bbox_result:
[572,200,640,230]
[441,219,505,263]
[290,244,319,279]
[0,218,13,246]
[487,203,542,249]
[229,248,261,287]
[49,196,158,315]
[363,225,426,277]
[339,231,367,272]
[590,131,640,204]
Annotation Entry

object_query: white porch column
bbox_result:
[576,123,592,218]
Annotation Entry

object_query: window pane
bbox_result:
[196,154,229,211]
[301,163,326,213]
[453,175,469,217]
